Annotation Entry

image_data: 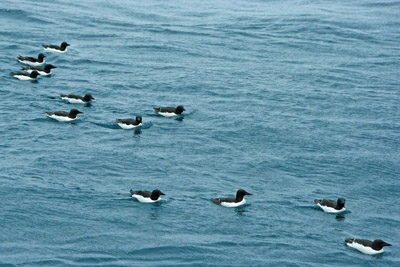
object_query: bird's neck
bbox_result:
[236,195,244,202]
[150,194,159,201]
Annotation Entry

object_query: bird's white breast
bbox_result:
[221,198,246,208]
[117,122,142,129]
[157,112,177,117]
[44,47,67,53]
[48,114,75,122]
[18,60,45,66]
[131,194,160,203]
[62,97,85,104]
[317,203,346,213]
[13,75,34,81]
[347,242,383,255]
[26,69,50,76]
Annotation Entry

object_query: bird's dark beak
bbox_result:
[246,192,252,195]
[67,43,70,46]
[53,66,57,68]
[78,111,83,114]
[384,242,392,247]
[160,192,165,195]
[91,96,95,100]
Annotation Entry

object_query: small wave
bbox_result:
[361,1,400,8]
[90,121,120,130]
[0,8,54,24]
[147,27,212,38]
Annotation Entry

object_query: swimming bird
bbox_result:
[211,189,252,207]
[314,198,345,213]
[116,116,142,129]
[46,109,83,122]
[61,94,94,104]
[42,42,70,52]
[10,70,40,80]
[130,189,165,203]
[22,64,57,76]
[17,53,46,66]
[153,105,185,117]
[345,238,391,255]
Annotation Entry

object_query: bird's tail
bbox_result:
[211,198,221,205]
[314,199,321,204]
[10,72,15,76]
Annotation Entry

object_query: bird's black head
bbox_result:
[151,189,165,200]
[38,53,46,60]
[337,198,345,209]
[373,239,392,250]
[176,105,185,114]
[61,42,70,47]
[136,116,142,123]
[83,94,94,101]
[30,71,40,78]
[44,64,57,71]
[236,189,252,200]
[69,109,83,117]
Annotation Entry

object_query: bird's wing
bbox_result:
[53,111,69,116]
[319,199,337,208]
[18,56,37,62]
[117,119,137,125]
[132,191,152,197]
[43,44,61,49]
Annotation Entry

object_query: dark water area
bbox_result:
[0,0,399,266]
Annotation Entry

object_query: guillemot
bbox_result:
[17,53,46,66]
[211,189,252,207]
[42,42,70,52]
[60,94,94,104]
[22,64,57,76]
[10,70,40,80]
[116,116,142,129]
[46,109,83,122]
[130,189,165,203]
[154,105,185,117]
[314,198,346,213]
[345,238,391,255]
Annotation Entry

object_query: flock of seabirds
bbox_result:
[10,42,392,256]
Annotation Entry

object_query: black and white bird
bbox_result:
[314,198,346,213]
[17,53,46,66]
[116,116,142,129]
[154,105,185,117]
[61,94,94,104]
[10,70,40,80]
[211,189,252,207]
[345,238,391,255]
[46,109,83,122]
[22,64,57,76]
[42,42,70,53]
[130,189,165,203]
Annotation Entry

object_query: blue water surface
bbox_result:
[0,0,399,266]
